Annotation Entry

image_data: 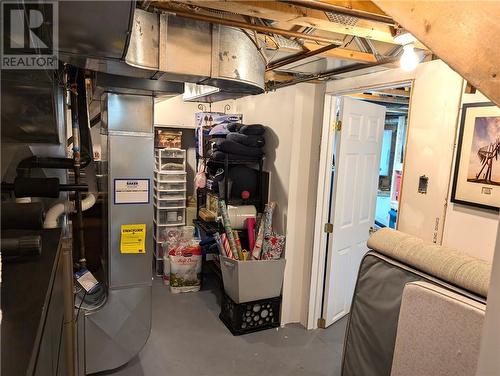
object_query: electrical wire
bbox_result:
[74,289,88,323]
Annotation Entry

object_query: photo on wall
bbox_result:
[467,116,500,185]
[452,102,500,210]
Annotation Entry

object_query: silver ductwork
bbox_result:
[59,5,265,101]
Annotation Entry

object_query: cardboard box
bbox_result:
[220,257,286,303]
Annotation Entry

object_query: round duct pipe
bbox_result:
[203,25,265,94]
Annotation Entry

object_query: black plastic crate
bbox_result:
[219,293,281,335]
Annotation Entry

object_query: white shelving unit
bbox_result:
[153,148,187,275]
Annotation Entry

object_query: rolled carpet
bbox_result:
[226,132,265,147]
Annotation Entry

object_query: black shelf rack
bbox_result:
[195,154,265,235]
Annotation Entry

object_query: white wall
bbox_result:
[233,84,325,325]
[396,61,464,244]
[442,89,499,261]
[155,95,232,127]
[154,84,325,327]
[325,60,498,263]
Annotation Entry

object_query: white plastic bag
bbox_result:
[169,240,202,293]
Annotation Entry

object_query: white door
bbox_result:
[322,96,386,327]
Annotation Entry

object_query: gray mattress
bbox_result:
[341,251,485,376]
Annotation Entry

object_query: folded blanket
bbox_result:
[209,151,262,162]
[240,124,266,136]
[227,122,243,132]
[214,138,263,157]
[226,132,265,147]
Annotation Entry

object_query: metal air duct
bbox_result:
[58,5,265,101]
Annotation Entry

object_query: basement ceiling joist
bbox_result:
[373,0,500,106]
[346,92,409,105]
[158,0,426,48]
[303,42,377,63]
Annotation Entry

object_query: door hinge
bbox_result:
[334,120,342,131]
[318,318,327,328]
[324,223,333,233]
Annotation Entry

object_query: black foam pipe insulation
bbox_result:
[1,202,44,230]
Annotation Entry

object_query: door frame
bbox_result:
[307,71,416,329]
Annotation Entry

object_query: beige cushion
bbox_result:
[367,228,491,297]
[391,282,486,376]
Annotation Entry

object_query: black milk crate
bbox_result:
[219,293,281,336]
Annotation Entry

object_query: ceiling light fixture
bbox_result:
[394,29,419,71]
[399,43,418,71]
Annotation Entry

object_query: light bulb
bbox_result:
[400,43,418,71]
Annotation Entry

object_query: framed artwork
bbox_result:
[451,102,500,210]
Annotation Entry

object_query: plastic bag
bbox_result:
[194,160,207,189]
[169,239,202,293]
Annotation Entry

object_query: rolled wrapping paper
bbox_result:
[233,230,244,260]
[218,200,239,259]
[252,218,264,260]
[213,232,225,257]
[262,233,286,260]
[227,205,257,230]
[261,202,277,257]
[246,217,256,252]
[221,233,234,259]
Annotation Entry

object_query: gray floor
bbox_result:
[110,277,347,376]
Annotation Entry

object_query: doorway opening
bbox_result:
[343,85,410,229]
[317,82,412,328]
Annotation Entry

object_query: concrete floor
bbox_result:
[109,276,347,376]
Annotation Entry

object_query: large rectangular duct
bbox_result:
[84,93,153,374]
[59,6,265,101]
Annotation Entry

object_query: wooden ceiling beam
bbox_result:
[161,0,407,46]
[303,42,377,63]
[366,88,410,98]
[262,38,378,64]
[316,0,388,18]
[346,93,409,105]
[373,0,500,106]
[284,0,394,25]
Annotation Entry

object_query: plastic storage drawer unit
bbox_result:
[155,207,185,226]
[155,181,186,191]
[154,171,186,182]
[154,190,186,200]
[154,197,186,209]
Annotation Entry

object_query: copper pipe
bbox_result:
[267,56,399,90]
[283,0,395,25]
[266,43,339,71]
[155,6,343,45]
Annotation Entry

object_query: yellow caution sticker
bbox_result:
[120,224,146,254]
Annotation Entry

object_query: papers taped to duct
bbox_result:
[120,224,146,254]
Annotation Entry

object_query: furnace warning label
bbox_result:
[120,224,146,254]
[114,179,150,204]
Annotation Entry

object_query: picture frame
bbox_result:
[451,102,500,210]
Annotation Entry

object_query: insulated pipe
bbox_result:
[43,193,96,229]
[67,66,87,267]
[1,182,88,193]
[16,156,76,177]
